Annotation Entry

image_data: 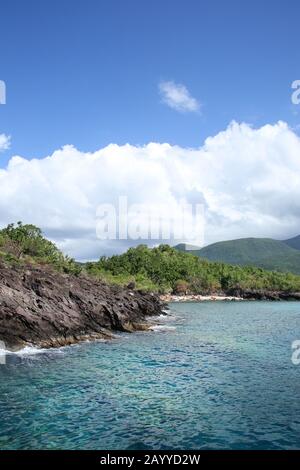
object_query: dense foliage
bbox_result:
[1,222,300,293]
[0,222,81,275]
[85,244,300,294]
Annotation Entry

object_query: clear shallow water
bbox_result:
[0,301,300,450]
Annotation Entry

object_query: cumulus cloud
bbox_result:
[159,80,200,112]
[0,134,10,152]
[0,121,299,260]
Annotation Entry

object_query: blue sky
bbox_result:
[0,0,299,163]
[0,0,300,258]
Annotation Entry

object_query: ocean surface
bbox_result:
[0,301,300,450]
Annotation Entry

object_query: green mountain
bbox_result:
[283,235,300,251]
[175,237,300,275]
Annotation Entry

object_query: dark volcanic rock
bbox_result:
[227,287,300,301]
[0,261,165,351]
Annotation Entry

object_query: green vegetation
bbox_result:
[2,222,300,294]
[85,244,300,294]
[0,222,81,275]
[176,237,300,275]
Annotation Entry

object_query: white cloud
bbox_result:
[0,134,10,152]
[159,80,200,113]
[0,121,300,260]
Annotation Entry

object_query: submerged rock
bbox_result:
[0,261,164,351]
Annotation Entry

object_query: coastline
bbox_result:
[0,261,165,352]
[160,294,243,302]
[160,291,300,302]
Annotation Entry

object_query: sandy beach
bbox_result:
[160,294,243,302]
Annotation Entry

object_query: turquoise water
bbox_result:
[1,301,300,450]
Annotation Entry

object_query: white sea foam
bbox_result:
[0,345,65,356]
[150,325,177,332]
[13,346,49,355]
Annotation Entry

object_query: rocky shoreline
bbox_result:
[0,261,165,351]
[1,258,300,352]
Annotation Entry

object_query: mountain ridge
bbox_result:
[284,234,300,250]
[174,235,300,275]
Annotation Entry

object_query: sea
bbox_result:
[0,301,300,450]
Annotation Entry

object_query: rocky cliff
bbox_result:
[0,261,164,351]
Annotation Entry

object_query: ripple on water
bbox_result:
[0,301,300,449]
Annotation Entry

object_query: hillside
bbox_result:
[283,235,300,251]
[175,237,300,275]
[86,244,300,295]
[2,222,300,304]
